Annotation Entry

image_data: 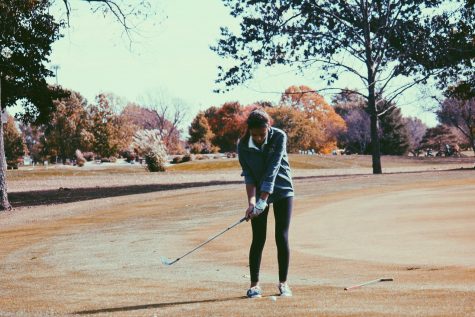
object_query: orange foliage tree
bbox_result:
[280,85,346,153]
[205,102,247,152]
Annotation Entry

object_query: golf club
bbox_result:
[344,278,393,291]
[160,216,247,266]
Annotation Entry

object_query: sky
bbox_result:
[38,0,439,127]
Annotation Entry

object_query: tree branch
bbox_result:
[309,0,366,47]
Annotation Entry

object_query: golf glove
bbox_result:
[252,199,268,217]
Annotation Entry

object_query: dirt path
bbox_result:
[0,170,474,316]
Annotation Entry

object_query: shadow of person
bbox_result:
[73,296,247,315]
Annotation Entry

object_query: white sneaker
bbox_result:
[278,282,292,297]
[246,286,262,298]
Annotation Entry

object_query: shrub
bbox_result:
[181,153,194,163]
[75,149,86,167]
[131,129,168,172]
[119,149,136,163]
[171,156,183,164]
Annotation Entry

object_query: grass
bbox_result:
[7,154,474,179]
[6,164,148,180]
[168,154,474,172]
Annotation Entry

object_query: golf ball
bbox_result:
[269,296,277,301]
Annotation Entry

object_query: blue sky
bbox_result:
[42,0,439,127]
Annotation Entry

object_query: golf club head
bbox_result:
[160,256,174,266]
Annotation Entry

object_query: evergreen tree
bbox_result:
[378,103,410,155]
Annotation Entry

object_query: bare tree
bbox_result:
[140,91,188,154]
[61,0,156,42]
[403,117,428,156]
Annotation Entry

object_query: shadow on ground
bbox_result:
[9,180,242,208]
[73,296,247,315]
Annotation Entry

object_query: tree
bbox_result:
[3,115,25,168]
[333,90,371,153]
[88,93,133,158]
[340,109,372,154]
[140,93,187,155]
[43,90,89,162]
[437,95,475,154]
[420,125,461,154]
[19,122,45,164]
[280,85,346,153]
[424,1,474,98]
[61,0,155,41]
[213,0,461,174]
[205,102,247,152]
[121,103,159,130]
[378,101,410,155]
[0,1,63,210]
[188,112,218,154]
[403,117,428,156]
[333,90,409,155]
[267,105,314,153]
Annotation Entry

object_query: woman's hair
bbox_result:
[246,108,271,129]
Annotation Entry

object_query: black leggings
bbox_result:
[249,196,293,283]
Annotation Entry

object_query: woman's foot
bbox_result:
[278,282,292,297]
[246,286,262,298]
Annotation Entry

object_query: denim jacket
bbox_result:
[237,127,294,203]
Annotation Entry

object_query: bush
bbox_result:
[119,149,136,163]
[145,153,166,172]
[131,129,168,172]
[171,156,183,164]
[75,149,86,167]
[181,153,194,163]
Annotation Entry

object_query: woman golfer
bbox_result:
[237,108,294,298]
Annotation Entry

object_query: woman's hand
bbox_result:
[245,204,255,221]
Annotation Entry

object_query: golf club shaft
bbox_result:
[172,217,246,264]
[344,278,393,291]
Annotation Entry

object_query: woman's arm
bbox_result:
[260,132,286,195]
[245,184,257,220]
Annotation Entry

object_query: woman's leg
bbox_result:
[249,206,269,285]
[273,197,293,283]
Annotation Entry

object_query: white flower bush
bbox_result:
[131,129,168,172]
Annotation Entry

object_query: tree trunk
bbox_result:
[0,78,12,211]
[368,88,382,174]
[360,0,382,174]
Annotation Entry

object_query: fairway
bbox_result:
[1,161,474,316]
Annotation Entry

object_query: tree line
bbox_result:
[5,90,185,166]
[188,85,474,157]
[4,83,473,168]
